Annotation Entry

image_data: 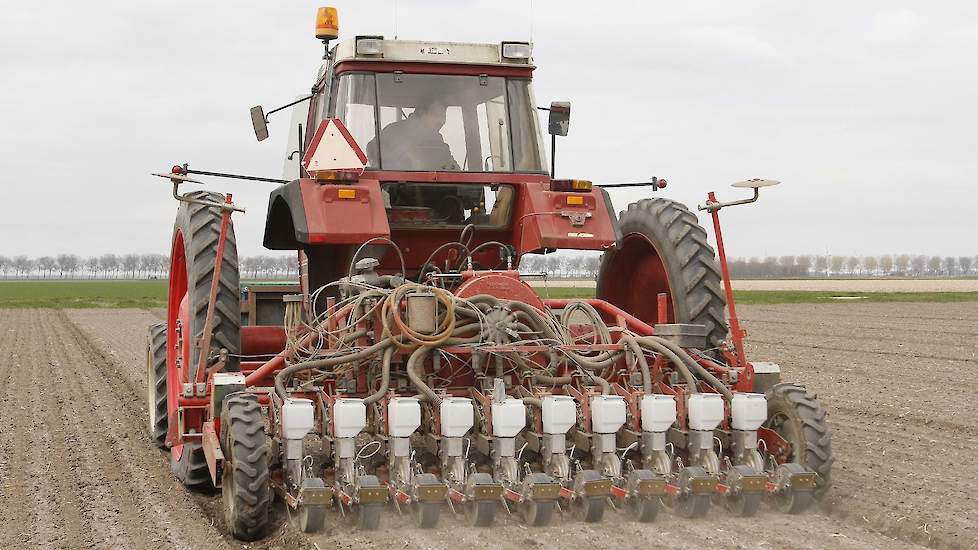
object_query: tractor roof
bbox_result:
[332,38,534,68]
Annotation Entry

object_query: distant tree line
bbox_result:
[0,254,299,280]
[727,254,978,278]
[518,253,978,279]
[1,252,975,280]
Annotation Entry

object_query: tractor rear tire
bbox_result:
[171,190,241,379]
[221,393,271,540]
[146,323,168,448]
[168,191,241,489]
[764,383,833,500]
[597,198,727,351]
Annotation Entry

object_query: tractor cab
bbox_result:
[261,34,621,287]
[318,38,548,175]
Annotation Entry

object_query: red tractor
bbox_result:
[148,7,831,540]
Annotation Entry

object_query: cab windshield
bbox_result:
[330,72,547,173]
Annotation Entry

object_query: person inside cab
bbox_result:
[368,99,460,171]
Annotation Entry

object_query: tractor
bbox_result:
[148,7,832,540]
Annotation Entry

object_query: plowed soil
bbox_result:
[0,304,974,549]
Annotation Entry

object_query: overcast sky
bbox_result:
[1,1,975,259]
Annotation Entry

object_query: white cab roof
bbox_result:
[333,38,533,67]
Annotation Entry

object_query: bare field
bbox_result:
[530,279,978,292]
[0,304,975,549]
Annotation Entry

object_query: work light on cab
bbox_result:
[315,7,339,41]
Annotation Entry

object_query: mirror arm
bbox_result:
[264,94,315,121]
[697,187,760,212]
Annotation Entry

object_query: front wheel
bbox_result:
[764,383,833,500]
[222,394,271,540]
[146,323,168,448]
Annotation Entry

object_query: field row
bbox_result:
[2,280,977,308]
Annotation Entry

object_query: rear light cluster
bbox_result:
[551,179,592,192]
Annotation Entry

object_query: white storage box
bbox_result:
[440,397,475,437]
[590,395,626,434]
[491,398,526,438]
[640,394,677,433]
[387,397,421,437]
[731,393,768,431]
[282,398,315,440]
[687,393,724,431]
[332,398,366,438]
[541,395,577,435]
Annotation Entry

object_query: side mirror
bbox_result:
[548,101,571,136]
[250,106,269,141]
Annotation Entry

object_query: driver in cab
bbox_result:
[367,99,460,171]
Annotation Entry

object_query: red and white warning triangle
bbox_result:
[302,118,368,174]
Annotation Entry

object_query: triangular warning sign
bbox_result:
[302,118,368,174]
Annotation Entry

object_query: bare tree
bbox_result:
[100,254,119,279]
[926,256,942,276]
[813,255,828,277]
[910,255,926,276]
[862,256,879,276]
[894,254,910,276]
[122,254,140,279]
[13,256,31,278]
[846,256,861,276]
[86,256,99,279]
[778,256,796,277]
[0,256,9,279]
[57,254,79,279]
[829,256,844,277]
[878,255,893,276]
[38,256,56,278]
[943,256,957,276]
[959,256,974,276]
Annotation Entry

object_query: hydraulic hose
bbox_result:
[621,335,652,394]
[406,345,440,406]
[634,336,699,393]
[274,338,397,399]
[646,336,734,401]
[363,347,395,404]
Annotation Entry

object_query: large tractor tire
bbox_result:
[167,190,241,487]
[221,393,272,540]
[146,323,168,448]
[764,383,833,500]
[597,198,727,350]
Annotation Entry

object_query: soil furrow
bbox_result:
[0,310,39,547]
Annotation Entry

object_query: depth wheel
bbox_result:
[297,503,327,534]
[673,466,712,519]
[521,499,554,527]
[765,383,833,500]
[726,491,762,517]
[170,442,210,488]
[597,198,727,351]
[416,501,441,529]
[145,323,168,448]
[469,500,497,527]
[356,475,383,531]
[466,472,498,527]
[578,496,606,523]
[676,494,710,518]
[357,505,382,531]
[773,463,816,514]
[221,394,271,541]
[630,496,661,523]
[293,479,328,534]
